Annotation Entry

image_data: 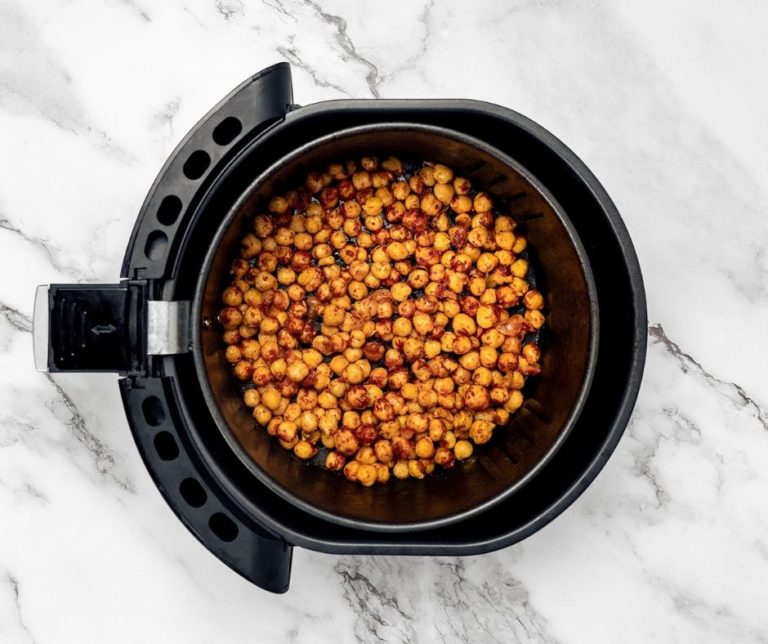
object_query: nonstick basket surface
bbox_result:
[195,123,598,531]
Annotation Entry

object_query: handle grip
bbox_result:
[34,283,146,374]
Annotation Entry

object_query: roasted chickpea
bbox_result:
[454,440,473,460]
[326,451,346,471]
[293,440,317,460]
[452,313,477,336]
[525,309,545,329]
[524,289,544,310]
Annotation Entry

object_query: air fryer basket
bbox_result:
[34,63,646,594]
[196,124,598,530]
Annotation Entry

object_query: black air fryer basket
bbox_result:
[33,63,646,593]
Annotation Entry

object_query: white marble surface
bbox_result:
[1,0,767,641]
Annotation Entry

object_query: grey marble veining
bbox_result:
[1,0,767,641]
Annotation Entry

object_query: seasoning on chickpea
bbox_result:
[218,156,546,485]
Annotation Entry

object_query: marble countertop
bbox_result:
[2,0,767,641]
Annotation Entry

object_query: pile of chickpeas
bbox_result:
[218,156,545,487]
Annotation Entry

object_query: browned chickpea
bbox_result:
[464,384,490,411]
[522,343,541,364]
[219,307,243,330]
[420,193,442,217]
[498,353,519,373]
[434,447,456,468]
[325,451,346,471]
[333,429,359,456]
[345,385,371,410]
[222,285,243,307]
[343,460,360,482]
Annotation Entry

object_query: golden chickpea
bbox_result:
[459,351,480,371]
[511,258,528,279]
[452,313,477,336]
[393,460,409,479]
[370,262,390,280]
[447,272,467,294]
[407,413,429,433]
[406,313,430,336]
[225,345,242,364]
[318,413,338,434]
[525,309,545,329]
[243,388,260,408]
[232,360,253,381]
[408,460,425,479]
[498,353,519,373]
[374,439,393,463]
[291,231,311,251]
[434,447,456,468]
[512,236,527,253]
[450,195,472,215]
[390,283,412,302]
[352,170,372,190]
[473,192,493,212]
[421,340,440,359]
[524,289,544,310]
[339,363,362,385]
[469,419,494,444]
[346,281,367,301]
[252,404,272,426]
[286,360,309,383]
[479,289,497,306]
[293,440,317,460]
[407,268,429,289]
[434,182,455,205]
[490,387,509,405]
[467,226,488,247]
[355,446,378,465]
[222,285,243,307]
[476,305,498,330]
[448,338,469,358]
[276,420,297,443]
[420,193,442,217]
[356,464,377,487]
[472,367,493,387]
[318,390,338,410]
[362,196,383,217]
[496,231,515,250]
[322,303,345,327]
[296,410,317,433]
[391,317,412,337]
[431,163,453,185]
[454,440,474,460]
[479,346,498,369]
[385,241,408,261]
[476,252,499,273]
[504,390,524,413]
[414,436,435,459]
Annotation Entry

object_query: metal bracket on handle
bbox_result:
[147,300,191,355]
[33,285,50,372]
